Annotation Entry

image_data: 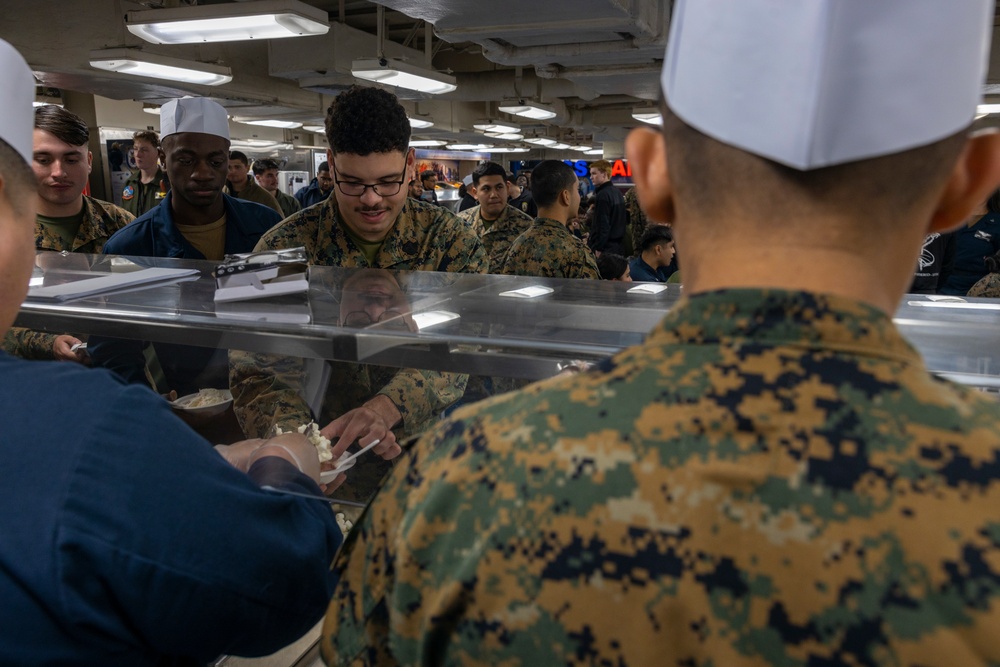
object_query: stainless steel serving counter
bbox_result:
[14,252,1000,387]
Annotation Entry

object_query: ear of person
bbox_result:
[927,130,1000,235]
[625,126,675,226]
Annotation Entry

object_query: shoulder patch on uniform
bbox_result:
[122,185,134,201]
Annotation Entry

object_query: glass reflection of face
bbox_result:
[339,269,416,332]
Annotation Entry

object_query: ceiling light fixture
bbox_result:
[446,143,493,151]
[473,122,518,134]
[230,139,294,150]
[570,145,592,151]
[409,117,434,129]
[142,104,161,115]
[302,124,325,133]
[489,147,530,153]
[409,139,447,147]
[234,118,303,129]
[550,143,571,150]
[632,108,663,125]
[89,49,233,86]
[585,148,604,155]
[498,100,557,120]
[524,137,557,146]
[977,103,1000,116]
[125,0,329,45]
[484,132,524,141]
[351,58,457,95]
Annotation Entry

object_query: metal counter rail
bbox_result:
[14,252,1000,386]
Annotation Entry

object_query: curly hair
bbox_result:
[325,86,410,155]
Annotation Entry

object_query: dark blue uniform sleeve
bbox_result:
[590,192,612,251]
[56,383,342,661]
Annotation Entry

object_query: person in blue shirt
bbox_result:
[294,161,334,208]
[0,39,355,666]
[939,189,1000,295]
[91,97,282,397]
[629,223,676,282]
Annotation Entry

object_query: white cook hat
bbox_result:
[662,0,994,170]
[462,174,473,186]
[160,97,230,141]
[0,39,35,165]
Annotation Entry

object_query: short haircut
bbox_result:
[596,253,628,280]
[639,223,674,252]
[252,158,280,175]
[530,160,578,208]
[590,160,612,177]
[0,138,36,216]
[471,161,506,186]
[661,102,967,228]
[34,105,89,147]
[325,86,410,155]
[317,161,330,174]
[420,170,437,183]
[132,130,159,149]
[228,151,249,165]
[987,188,1000,215]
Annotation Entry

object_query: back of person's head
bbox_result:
[132,130,159,149]
[531,160,577,208]
[34,104,89,147]
[597,253,628,281]
[252,157,280,176]
[471,161,506,186]
[420,170,436,183]
[0,137,35,216]
[228,150,249,166]
[639,223,674,252]
[590,160,612,178]
[325,86,410,155]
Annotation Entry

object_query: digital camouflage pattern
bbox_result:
[323,289,1000,666]
[458,204,533,273]
[3,196,134,360]
[624,185,647,257]
[967,273,1000,299]
[500,217,600,279]
[229,197,486,500]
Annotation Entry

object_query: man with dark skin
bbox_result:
[91,97,281,397]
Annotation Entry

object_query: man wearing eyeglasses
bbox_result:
[120,130,165,218]
[230,85,486,503]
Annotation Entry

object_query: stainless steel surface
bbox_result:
[16,252,1000,387]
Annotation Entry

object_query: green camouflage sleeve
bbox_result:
[228,349,313,438]
[1,327,57,360]
[376,368,468,433]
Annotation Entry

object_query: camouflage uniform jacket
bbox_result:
[230,196,487,443]
[624,185,647,257]
[500,217,600,279]
[458,204,533,273]
[323,289,1000,666]
[3,197,134,360]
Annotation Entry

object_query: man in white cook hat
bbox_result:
[0,40,345,666]
[322,1,1000,665]
[91,96,283,398]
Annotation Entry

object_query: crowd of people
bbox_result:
[2,0,1000,663]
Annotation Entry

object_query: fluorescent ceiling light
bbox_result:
[585,148,604,155]
[484,132,524,141]
[234,118,303,129]
[409,139,447,147]
[351,58,457,95]
[524,137,556,146]
[473,122,518,133]
[89,49,233,86]
[125,0,329,45]
[498,100,557,120]
[142,104,160,115]
[230,139,293,150]
[570,145,592,151]
[550,143,571,150]
[632,108,663,125]
[446,143,493,150]
[489,147,530,153]
[977,104,1000,116]
[408,117,434,129]
[302,124,325,133]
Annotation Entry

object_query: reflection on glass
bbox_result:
[339,269,417,332]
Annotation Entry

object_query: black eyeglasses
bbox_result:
[332,159,408,197]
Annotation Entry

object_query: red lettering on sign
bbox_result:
[611,160,629,178]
